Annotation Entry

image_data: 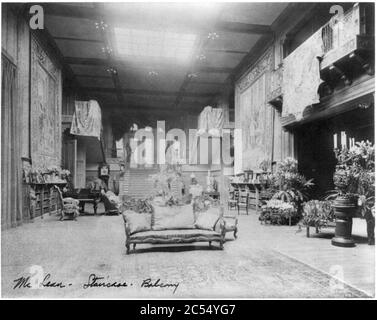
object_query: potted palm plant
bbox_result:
[260,158,314,225]
[331,141,375,247]
[270,158,313,207]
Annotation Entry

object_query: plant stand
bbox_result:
[332,196,356,247]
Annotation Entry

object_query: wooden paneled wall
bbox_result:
[1,4,63,228]
[2,6,29,229]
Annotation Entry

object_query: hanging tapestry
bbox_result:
[30,38,62,169]
[282,29,324,120]
[239,74,273,171]
[70,100,102,139]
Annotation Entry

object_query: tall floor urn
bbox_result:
[331,195,357,247]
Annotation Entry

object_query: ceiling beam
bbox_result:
[64,56,232,73]
[76,74,112,79]
[215,21,272,35]
[82,87,217,98]
[53,36,102,43]
[107,103,203,112]
[43,3,97,20]
[75,75,226,86]
[190,80,225,86]
[206,49,248,55]
[44,3,272,35]
[200,66,233,73]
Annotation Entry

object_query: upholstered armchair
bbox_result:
[222,207,238,239]
[54,186,80,220]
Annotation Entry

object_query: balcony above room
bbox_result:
[279,2,374,128]
[320,3,374,76]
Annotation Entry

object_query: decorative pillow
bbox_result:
[152,204,195,230]
[123,211,152,235]
[151,196,167,207]
[195,207,220,231]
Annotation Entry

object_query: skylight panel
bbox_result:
[114,27,197,63]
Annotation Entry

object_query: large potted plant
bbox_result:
[299,200,334,237]
[331,141,375,247]
[260,157,314,225]
[260,199,298,225]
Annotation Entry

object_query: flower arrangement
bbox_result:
[23,165,70,184]
[259,199,298,225]
[60,169,71,180]
[328,140,375,246]
[332,140,375,210]
[259,158,313,225]
[299,200,334,230]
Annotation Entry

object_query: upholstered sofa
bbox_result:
[122,202,226,254]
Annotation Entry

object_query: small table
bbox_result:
[204,191,220,200]
[77,198,100,215]
[64,189,101,215]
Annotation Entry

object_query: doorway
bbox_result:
[295,105,374,199]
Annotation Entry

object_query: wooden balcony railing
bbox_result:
[279,3,374,127]
[320,3,374,71]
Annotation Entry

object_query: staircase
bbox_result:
[121,167,159,199]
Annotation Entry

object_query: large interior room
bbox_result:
[1,2,375,298]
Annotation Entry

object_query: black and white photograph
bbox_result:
[0,1,375,300]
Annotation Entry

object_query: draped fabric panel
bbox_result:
[70,100,102,139]
[1,55,23,228]
[190,106,224,164]
[282,30,323,120]
[197,106,224,137]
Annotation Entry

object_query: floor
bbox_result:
[1,203,375,298]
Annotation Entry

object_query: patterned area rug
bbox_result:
[4,246,369,299]
[2,215,372,299]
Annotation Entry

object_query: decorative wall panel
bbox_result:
[235,50,274,172]
[30,37,62,168]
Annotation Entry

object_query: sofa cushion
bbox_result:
[129,228,220,241]
[151,196,167,207]
[152,204,195,230]
[123,211,152,235]
[195,207,221,230]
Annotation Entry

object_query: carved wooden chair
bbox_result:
[228,187,238,210]
[237,191,249,215]
[53,185,80,221]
